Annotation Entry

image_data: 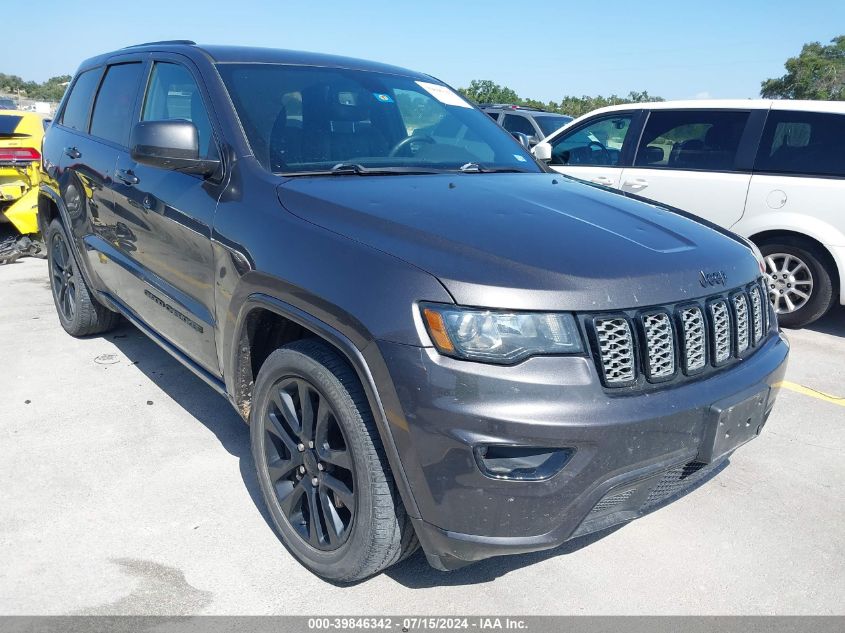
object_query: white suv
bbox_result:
[534,100,845,328]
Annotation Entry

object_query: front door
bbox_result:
[111,57,223,374]
[546,111,637,188]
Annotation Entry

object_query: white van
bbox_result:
[534,100,845,328]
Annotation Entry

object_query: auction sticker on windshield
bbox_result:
[416,81,471,108]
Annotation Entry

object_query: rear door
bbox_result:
[110,56,223,374]
[545,111,638,188]
[619,109,753,227]
[79,60,148,298]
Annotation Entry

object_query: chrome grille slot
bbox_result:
[594,317,635,385]
[710,300,732,363]
[749,285,764,344]
[733,293,750,353]
[680,306,706,372]
[642,312,675,379]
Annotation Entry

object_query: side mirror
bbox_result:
[130,120,219,177]
[510,131,532,148]
[533,141,552,162]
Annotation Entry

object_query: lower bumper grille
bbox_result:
[571,460,718,540]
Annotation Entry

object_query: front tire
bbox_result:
[250,339,417,581]
[758,237,836,329]
[46,219,120,337]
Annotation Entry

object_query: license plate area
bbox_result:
[700,388,770,463]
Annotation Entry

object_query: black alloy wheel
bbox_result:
[50,230,77,322]
[261,375,356,550]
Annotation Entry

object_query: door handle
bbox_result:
[623,178,649,190]
[590,176,615,186]
[63,147,81,159]
[116,168,140,186]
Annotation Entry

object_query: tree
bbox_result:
[761,36,845,100]
[457,80,663,117]
[0,72,71,101]
[458,80,520,105]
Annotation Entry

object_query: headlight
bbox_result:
[421,303,583,363]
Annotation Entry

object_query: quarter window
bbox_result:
[90,63,144,146]
[635,110,749,171]
[549,114,633,166]
[61,69,101,132]
[142,62,218,160]
[501,114,536,137]
[755,111,845,178]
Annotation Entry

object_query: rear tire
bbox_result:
[250,339,417,581]
[758,237,836,329]
[46,219,120,337]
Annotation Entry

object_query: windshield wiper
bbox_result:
[281,163,445,177]
[458,162,529,173]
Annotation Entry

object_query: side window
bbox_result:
[635,110,749,171]
[142,62,218,160]
[755,111,845,178]
[486,111,500,122]
[550,114,632,166]
[501,114,536,137]
[90,63,144,146]
[60,69,101,132]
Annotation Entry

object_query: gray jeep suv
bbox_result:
[40,41,788,581]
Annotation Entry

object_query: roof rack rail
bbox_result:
[479,103,554,113]
[121,40,196,49]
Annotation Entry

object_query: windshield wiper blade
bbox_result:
[332,163,446,175]
[458,162,529,173]
[280,163,444,176]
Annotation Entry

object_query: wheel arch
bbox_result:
[748,229,841,300]
[229,292,422,519]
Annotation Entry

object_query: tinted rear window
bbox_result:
[0,115,23,137]
[755,110,845,178]
[90,63,143,146]
[61,69,101,132]
[534,115,572,136]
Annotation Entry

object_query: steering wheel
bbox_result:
[388,134,435,157]
[586,140,610,164]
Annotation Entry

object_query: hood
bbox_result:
[276,173,760,311]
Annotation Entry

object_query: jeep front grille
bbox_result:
[733,293,750,353]
[749,285,765,344]
[709,300,732,364]
[680,306,706,372]
[594,317,635,385]
[590,280,769,388]
[642,312,675,378]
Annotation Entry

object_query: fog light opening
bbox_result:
[473,445,574,481]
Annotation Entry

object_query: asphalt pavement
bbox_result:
[1,257,843,615]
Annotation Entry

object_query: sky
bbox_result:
[4,0,844,102]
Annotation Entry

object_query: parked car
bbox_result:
[534,100,845,327]
[40,42,787,581]
[0,109,47,262]
[0,97,17,110]
[482,104,572,145]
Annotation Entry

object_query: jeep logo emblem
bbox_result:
[700,270,728,287]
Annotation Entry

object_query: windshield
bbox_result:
[216,64,540,175]
[534,114,573,137]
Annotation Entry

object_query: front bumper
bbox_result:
[374,328,789,570]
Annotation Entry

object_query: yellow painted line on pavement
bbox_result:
[775,380,845,408]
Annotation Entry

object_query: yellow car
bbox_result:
[1,109,47,263]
